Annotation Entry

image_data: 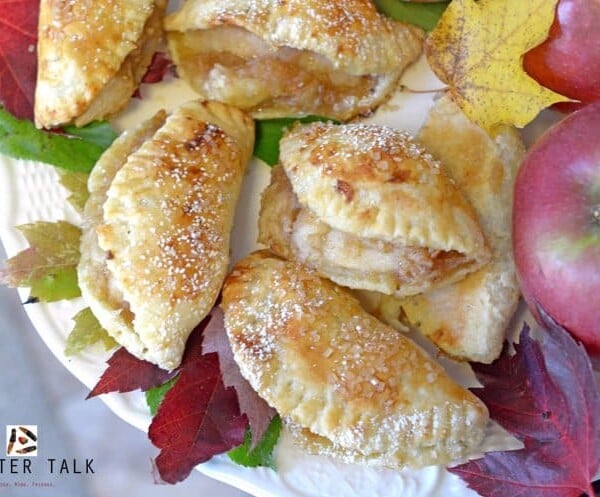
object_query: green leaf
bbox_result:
[374,0,449,31]
[0,221,82,302]
[30,268,80,302]
[57,170,90,213]
[254,116,335,166]
[65,307,118,356]
[62,121,118,150]
[228,415,282,469]
[145,377,178,416]
[0,106,116,173]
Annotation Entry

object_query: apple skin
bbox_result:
[524,0,600,111]
[513,102,600,357]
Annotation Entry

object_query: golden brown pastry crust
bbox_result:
[221,251,489,469]
[78,100,254,370]
[259,122,490,297]
[165,0,423,119]
[358,95,525,363]
[35,0,166,128]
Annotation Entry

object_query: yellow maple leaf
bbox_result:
[425,0,570,132]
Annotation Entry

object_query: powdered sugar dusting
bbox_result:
[222,253,488,467]
[92,102,249,369]
[286,121,440,182]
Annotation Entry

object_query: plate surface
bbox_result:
[0,55,523,497]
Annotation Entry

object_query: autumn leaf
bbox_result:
[134,53,175,99]
[450,322,600,497]
[57,170,90,214]
[425,0,570,132]
[141,52,174,84]
[203,307,277,448]
[88,348,175,399]
[0,221,81,302]
[90,308,279,480]
[228,415,282,469]
[0,0,38,120]
[144,308,279,469]
[65,308,118,357]
[149,321,247,484]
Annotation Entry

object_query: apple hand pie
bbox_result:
[357,95,525,363]
[78,100,254,370]
[164,0,423,120]
[221,251,489,469]
[259,122,490,298]
[35,0,166,129]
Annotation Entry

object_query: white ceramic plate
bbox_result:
[0,55,528,497]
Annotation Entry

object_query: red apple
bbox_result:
[513,102,600,357]
[523,0,600,111]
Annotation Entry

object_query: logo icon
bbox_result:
[6,425,37,456]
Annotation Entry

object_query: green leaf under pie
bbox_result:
[65,307,118,357]
[374,0,449,31]
[145,377,178,416]
[254,116,334,166]
[0,106,116,173]
[62,121,118,150]
[57,170,90,214]
[228,415,282,469]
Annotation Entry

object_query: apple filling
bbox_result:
[169,26,382,119]
[291,207,469,290]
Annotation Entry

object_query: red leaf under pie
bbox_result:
[149,319,248,484]
[87,347,175,399]
[467,326,564,443]
[133,52,174,99]
[203,307,277,448]
[0,0,38,120]
[450,322,600,497]
[141,52,173,84]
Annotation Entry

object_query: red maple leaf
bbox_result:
[0,0,38,120]
[87,347,175,399]
[450,321,600,497]
[148,320,248,483]
[141,52,173,84]
[133,52,174,100]
[203,307,277,448]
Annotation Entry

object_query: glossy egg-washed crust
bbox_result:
[358,96,525,363]
[222,251,489,469]
[35,0,166,128]
[78,100,254,370]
